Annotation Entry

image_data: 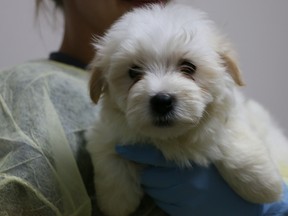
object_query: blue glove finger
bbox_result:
[143,165,263,216]
[141,165,213,188]
[115,144,176,167]
[143,165,260,205]
[141,166,183,188]
[142,165,216,203]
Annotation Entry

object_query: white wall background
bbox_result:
[1,0,288,134]
[0,0,63,67]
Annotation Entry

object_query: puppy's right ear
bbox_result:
[89,66,104,104]
[217,39,245,86]
[220,52,245,86]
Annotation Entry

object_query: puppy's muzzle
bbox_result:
[150,93,176,127]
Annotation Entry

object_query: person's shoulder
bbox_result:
[1,59,88,83]
[0,59,93,110]
[0,60,90,95]
[0,59,98,131]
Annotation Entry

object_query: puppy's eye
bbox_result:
[179,60,197,75]
[128,65,143,80]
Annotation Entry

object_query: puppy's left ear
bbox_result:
[219,49,245,86]
[89,66,105,104]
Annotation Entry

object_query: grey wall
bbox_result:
[0,0,62,67]
[1,0,288,134]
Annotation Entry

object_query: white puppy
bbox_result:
[87,3,288,216]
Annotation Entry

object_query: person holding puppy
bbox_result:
[0,0,287,216]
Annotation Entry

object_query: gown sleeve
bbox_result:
[0,62,93,216]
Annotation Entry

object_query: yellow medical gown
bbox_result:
[0,60,98,215]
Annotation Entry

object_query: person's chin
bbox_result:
[124,0,169,8]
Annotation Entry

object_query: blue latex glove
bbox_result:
[116,144,288,216]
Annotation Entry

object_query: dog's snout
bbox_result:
[150,93,175,115]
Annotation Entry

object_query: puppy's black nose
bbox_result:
[150,93,175,115]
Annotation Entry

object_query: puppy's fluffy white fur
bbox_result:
[86,3,288,216]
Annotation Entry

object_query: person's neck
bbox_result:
[59,24,95,66]
[59,7,103,65]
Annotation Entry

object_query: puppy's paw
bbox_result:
[235,171,283,203]
[216,160,283,203]
[97,184,143,216]
[92,155,144,216]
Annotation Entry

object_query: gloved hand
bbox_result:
[116,144,288,216]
